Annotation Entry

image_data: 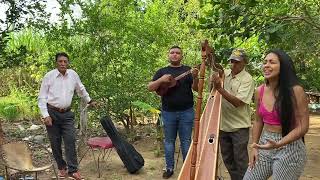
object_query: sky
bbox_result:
[0,0,82,25]
[0,3,7,22]
[46,0,82,22]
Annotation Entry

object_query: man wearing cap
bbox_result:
[38,52,96,180]
[212,49,255,180]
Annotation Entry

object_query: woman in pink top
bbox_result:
[244,49,309,180]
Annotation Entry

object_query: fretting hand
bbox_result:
[191,67,199,78]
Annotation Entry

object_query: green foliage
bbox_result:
[0,103,19,121]
[0,0,320,126]
[0,88,40,121]
[38,0,205,128]
[0,29,52,97]
[199,0,320,91]
[0,0,50,63]
[132,101,160,115]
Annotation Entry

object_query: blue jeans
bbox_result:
[162,107,194,170]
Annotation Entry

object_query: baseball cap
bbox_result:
[228,48,248,62]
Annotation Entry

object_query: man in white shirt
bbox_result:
[38,52,96,180]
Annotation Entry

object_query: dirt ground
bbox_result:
[1,114,320,180]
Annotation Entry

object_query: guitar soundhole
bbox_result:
[208,134,215,144]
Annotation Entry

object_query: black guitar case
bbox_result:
[100,116,144,174]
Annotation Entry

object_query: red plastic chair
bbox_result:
[87,136,113,177]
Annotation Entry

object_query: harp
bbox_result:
[178,40,223,180]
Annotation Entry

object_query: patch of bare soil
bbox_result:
[1,114,320,180]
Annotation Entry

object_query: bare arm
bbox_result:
[148,79,163,92]
[277,85,309,147]
[252,88,264,144]
[147,74,172,92]
[192,77,199,92]
[216,87,245,107]
[212,71,249,107]
[249,88,264,168]
[191,67,199,92]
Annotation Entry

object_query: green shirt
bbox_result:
[220,69,255,132]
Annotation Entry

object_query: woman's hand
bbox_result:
[252,139,282,150]
[248,147,259,170]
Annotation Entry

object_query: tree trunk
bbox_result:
[156,115,164,154]
[119,115,129,131]
[0,120,5,145]
[129,106,134,129]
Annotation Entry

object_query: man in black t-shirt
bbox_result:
[148,46,199,179]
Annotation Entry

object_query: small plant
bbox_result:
[153,147,163,157]
[0,103,19,121]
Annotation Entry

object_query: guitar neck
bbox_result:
[175,70,192,81]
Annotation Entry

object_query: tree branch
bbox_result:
[276,15,320,31]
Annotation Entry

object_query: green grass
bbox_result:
[0,89,40,121]
[0,103,19,120]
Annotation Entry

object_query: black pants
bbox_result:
[219,128,249,180]
[46,108,78,173]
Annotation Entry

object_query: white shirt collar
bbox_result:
[55,69,69,77]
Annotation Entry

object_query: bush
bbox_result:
[0,103,19,121]
[309,103,320,114]
[0,88,40,121]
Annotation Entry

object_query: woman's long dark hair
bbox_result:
[265,49,299,137]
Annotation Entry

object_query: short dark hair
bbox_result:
[169,45,182,51]
[55,52,69,61]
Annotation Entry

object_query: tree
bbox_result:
[40,0,204,130]
[0,119,4,144]
[0,0,49,60]
[199,0,320,91]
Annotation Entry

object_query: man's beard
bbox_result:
[169,60,181,66]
